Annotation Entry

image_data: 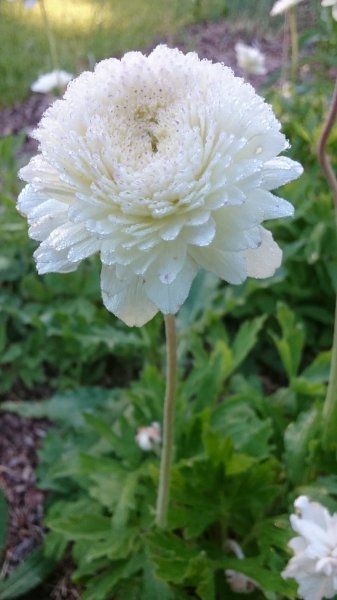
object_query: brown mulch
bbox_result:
[176,20,284,86]
[0,16,289,598]
[0,413,49,575]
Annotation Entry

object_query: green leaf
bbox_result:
[82,562,126,600]
[0,548,56,599]
[184,552,215,600]
[2,387,119,428]
[202,429,233,468]
[271,304,305,380]
[211,399,273,459]
[47,513,112,541]
[142,560,174,600]
[81,554,143,600]
[284,408,320,484]
[146,530,198,584]
[225,453,257,476]
[232,316,266,369]
[301,351,331,383]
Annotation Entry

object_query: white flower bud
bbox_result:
[235,42,267,76]
[135,422,161,451]
[31,70,74,94]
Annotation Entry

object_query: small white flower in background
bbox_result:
[226,570,256,594]
[135,422,161,451]
[234,42,267,76]
[282,495,337,600]
[225,540,257,594]
[18,46,302,326]
[31,70,74,94]
[281,81,293,99]
[270,0,304,16]
[321,0,337,20]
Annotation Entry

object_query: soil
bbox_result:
[0,17,289,600]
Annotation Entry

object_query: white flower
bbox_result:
[225,540,257,594]
[321,0,337,20]
[271,0,304,16]
[225,570,256,594]
[234,42,267,76]
[135,422,161,451]
[31,70,74,94]
[282,496,337,600]
[18,46,302,326]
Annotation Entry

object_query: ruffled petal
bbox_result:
[144,257,197,314]
[191,245,247,284]
[34,244,80,274]
[101,265,158,326]
[245,228,282,279]
[184,217,216,247]
[261,157,303,190]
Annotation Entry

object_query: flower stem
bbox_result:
[318,79,337,212]
[323,297,337,449]
[39,0,60,74]
[289,7,298,81]
[318,78,337,449]
[155,314,177,529]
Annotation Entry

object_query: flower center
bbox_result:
[134,106,160,153]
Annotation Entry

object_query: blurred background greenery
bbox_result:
[0,0,281,106]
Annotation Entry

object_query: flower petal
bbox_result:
[245,228,282,279]
[145,258,197,314]
[191,245,247,284]
[261,157,303,190]
[101,265,158,326]
[34,245,79,274]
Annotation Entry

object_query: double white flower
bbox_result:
[18,46,302,326]
[282,496,337,600]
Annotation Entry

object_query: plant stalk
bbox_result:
[39,0,60,75]
[155,314,177,529]
[289,7,298,81]
[318,79,337,212]
[318,78,337,449]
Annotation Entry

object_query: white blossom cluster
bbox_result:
[18,46,302,326]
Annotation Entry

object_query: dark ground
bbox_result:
[0,18,287,599]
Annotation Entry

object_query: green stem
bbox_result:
[155,314,177,529]
[318,78,337,449]
[281,11,290,84]
[323,297,337,449]
[39,0,60,74]
[289,7,298,81]
[318,79,337,212]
